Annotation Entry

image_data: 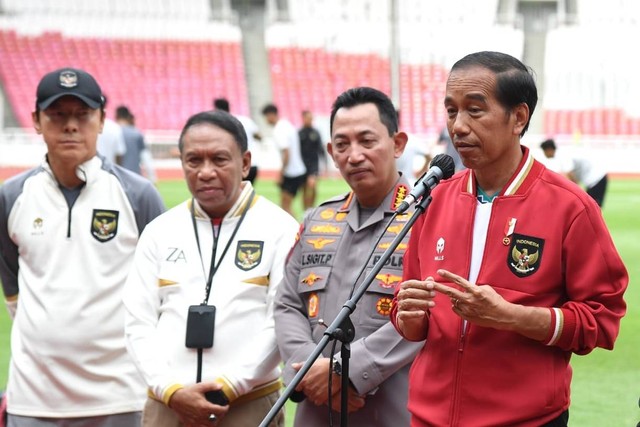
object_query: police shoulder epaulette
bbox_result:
[317,191,351,207]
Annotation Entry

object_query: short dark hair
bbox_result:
[261,103,278,115]
[450,51,538,137]
[115,105,133,121]
[213,98,230,112]
[178,110,248,154]
[540,138,556,151]
[329,87,398,136]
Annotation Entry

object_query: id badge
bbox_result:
[185,304,216,348]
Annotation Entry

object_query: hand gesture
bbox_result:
[395,277,438,341]
[292,357,338,406]
[329,383,366,413]
[168,382,229,427]
[431,269,550,340]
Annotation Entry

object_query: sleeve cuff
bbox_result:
[215,376,238,403]
[161,384,184,406]
[542,307,577,348]
[344,340,383,395]
[5,294,18,319]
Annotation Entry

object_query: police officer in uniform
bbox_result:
[274,87,423,427]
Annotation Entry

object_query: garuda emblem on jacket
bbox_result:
[507,233,544,277]
[91,209,119,243]
[236,240,264,271]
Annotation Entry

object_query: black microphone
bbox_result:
[396,153,456,214]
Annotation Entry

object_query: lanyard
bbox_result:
[190,191,255,305]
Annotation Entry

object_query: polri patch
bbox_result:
[235,240,264,271]
[91,209,119,242]
[507,233,544,277]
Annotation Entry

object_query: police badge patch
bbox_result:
[375,273,402,289]
[91,210,119,242]
[308,292,319,318]
[235,240,264,271]
[507,233,544,277]
[376,297,393,316]
[301,272,322,286]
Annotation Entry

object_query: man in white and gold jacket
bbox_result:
[123,110,299,427]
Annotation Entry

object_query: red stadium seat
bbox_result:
[0,31,245,131]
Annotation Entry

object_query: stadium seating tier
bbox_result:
[0,30,248,131]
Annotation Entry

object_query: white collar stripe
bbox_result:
[504,151,533,196]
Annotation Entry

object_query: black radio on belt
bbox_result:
[185,304,216,348]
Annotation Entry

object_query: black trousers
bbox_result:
[586,175,608,207]
[542,409,569,427]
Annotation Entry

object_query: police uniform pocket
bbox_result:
[360,268,402,329]
[297,266,331,326]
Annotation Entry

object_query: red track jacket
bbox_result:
[391,147,628,426]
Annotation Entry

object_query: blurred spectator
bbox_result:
[395,110,432,184]
[298,110,326,212]
[538,138,572,174]
[395,137,432,185]
[214,97,262,183]
[262,103,307,217]
[437,126,465,173]
[97,95,126,165]
[540,138,608,207]
[116,105,157,183]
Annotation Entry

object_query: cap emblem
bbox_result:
[59,70,78,88]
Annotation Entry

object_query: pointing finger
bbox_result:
[400,278,435,291]
[437,269,475,291]
[431,282,466,300]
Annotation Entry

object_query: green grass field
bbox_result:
[0,176,638,426]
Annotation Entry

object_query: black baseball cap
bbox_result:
[36,67,104,110]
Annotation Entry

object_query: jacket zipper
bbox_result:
[459,320,468,351]
[449,318,469,426]
[66,204,72,238]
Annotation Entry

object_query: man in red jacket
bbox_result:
[391,51,628,427]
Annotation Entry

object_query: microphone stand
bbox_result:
[259,193,434,427]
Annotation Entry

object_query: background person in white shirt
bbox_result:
[213,97,262,183]
[116,105,157,183]
[540,138,608,207]
[96,95,126,165]
[262,103,307,216]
